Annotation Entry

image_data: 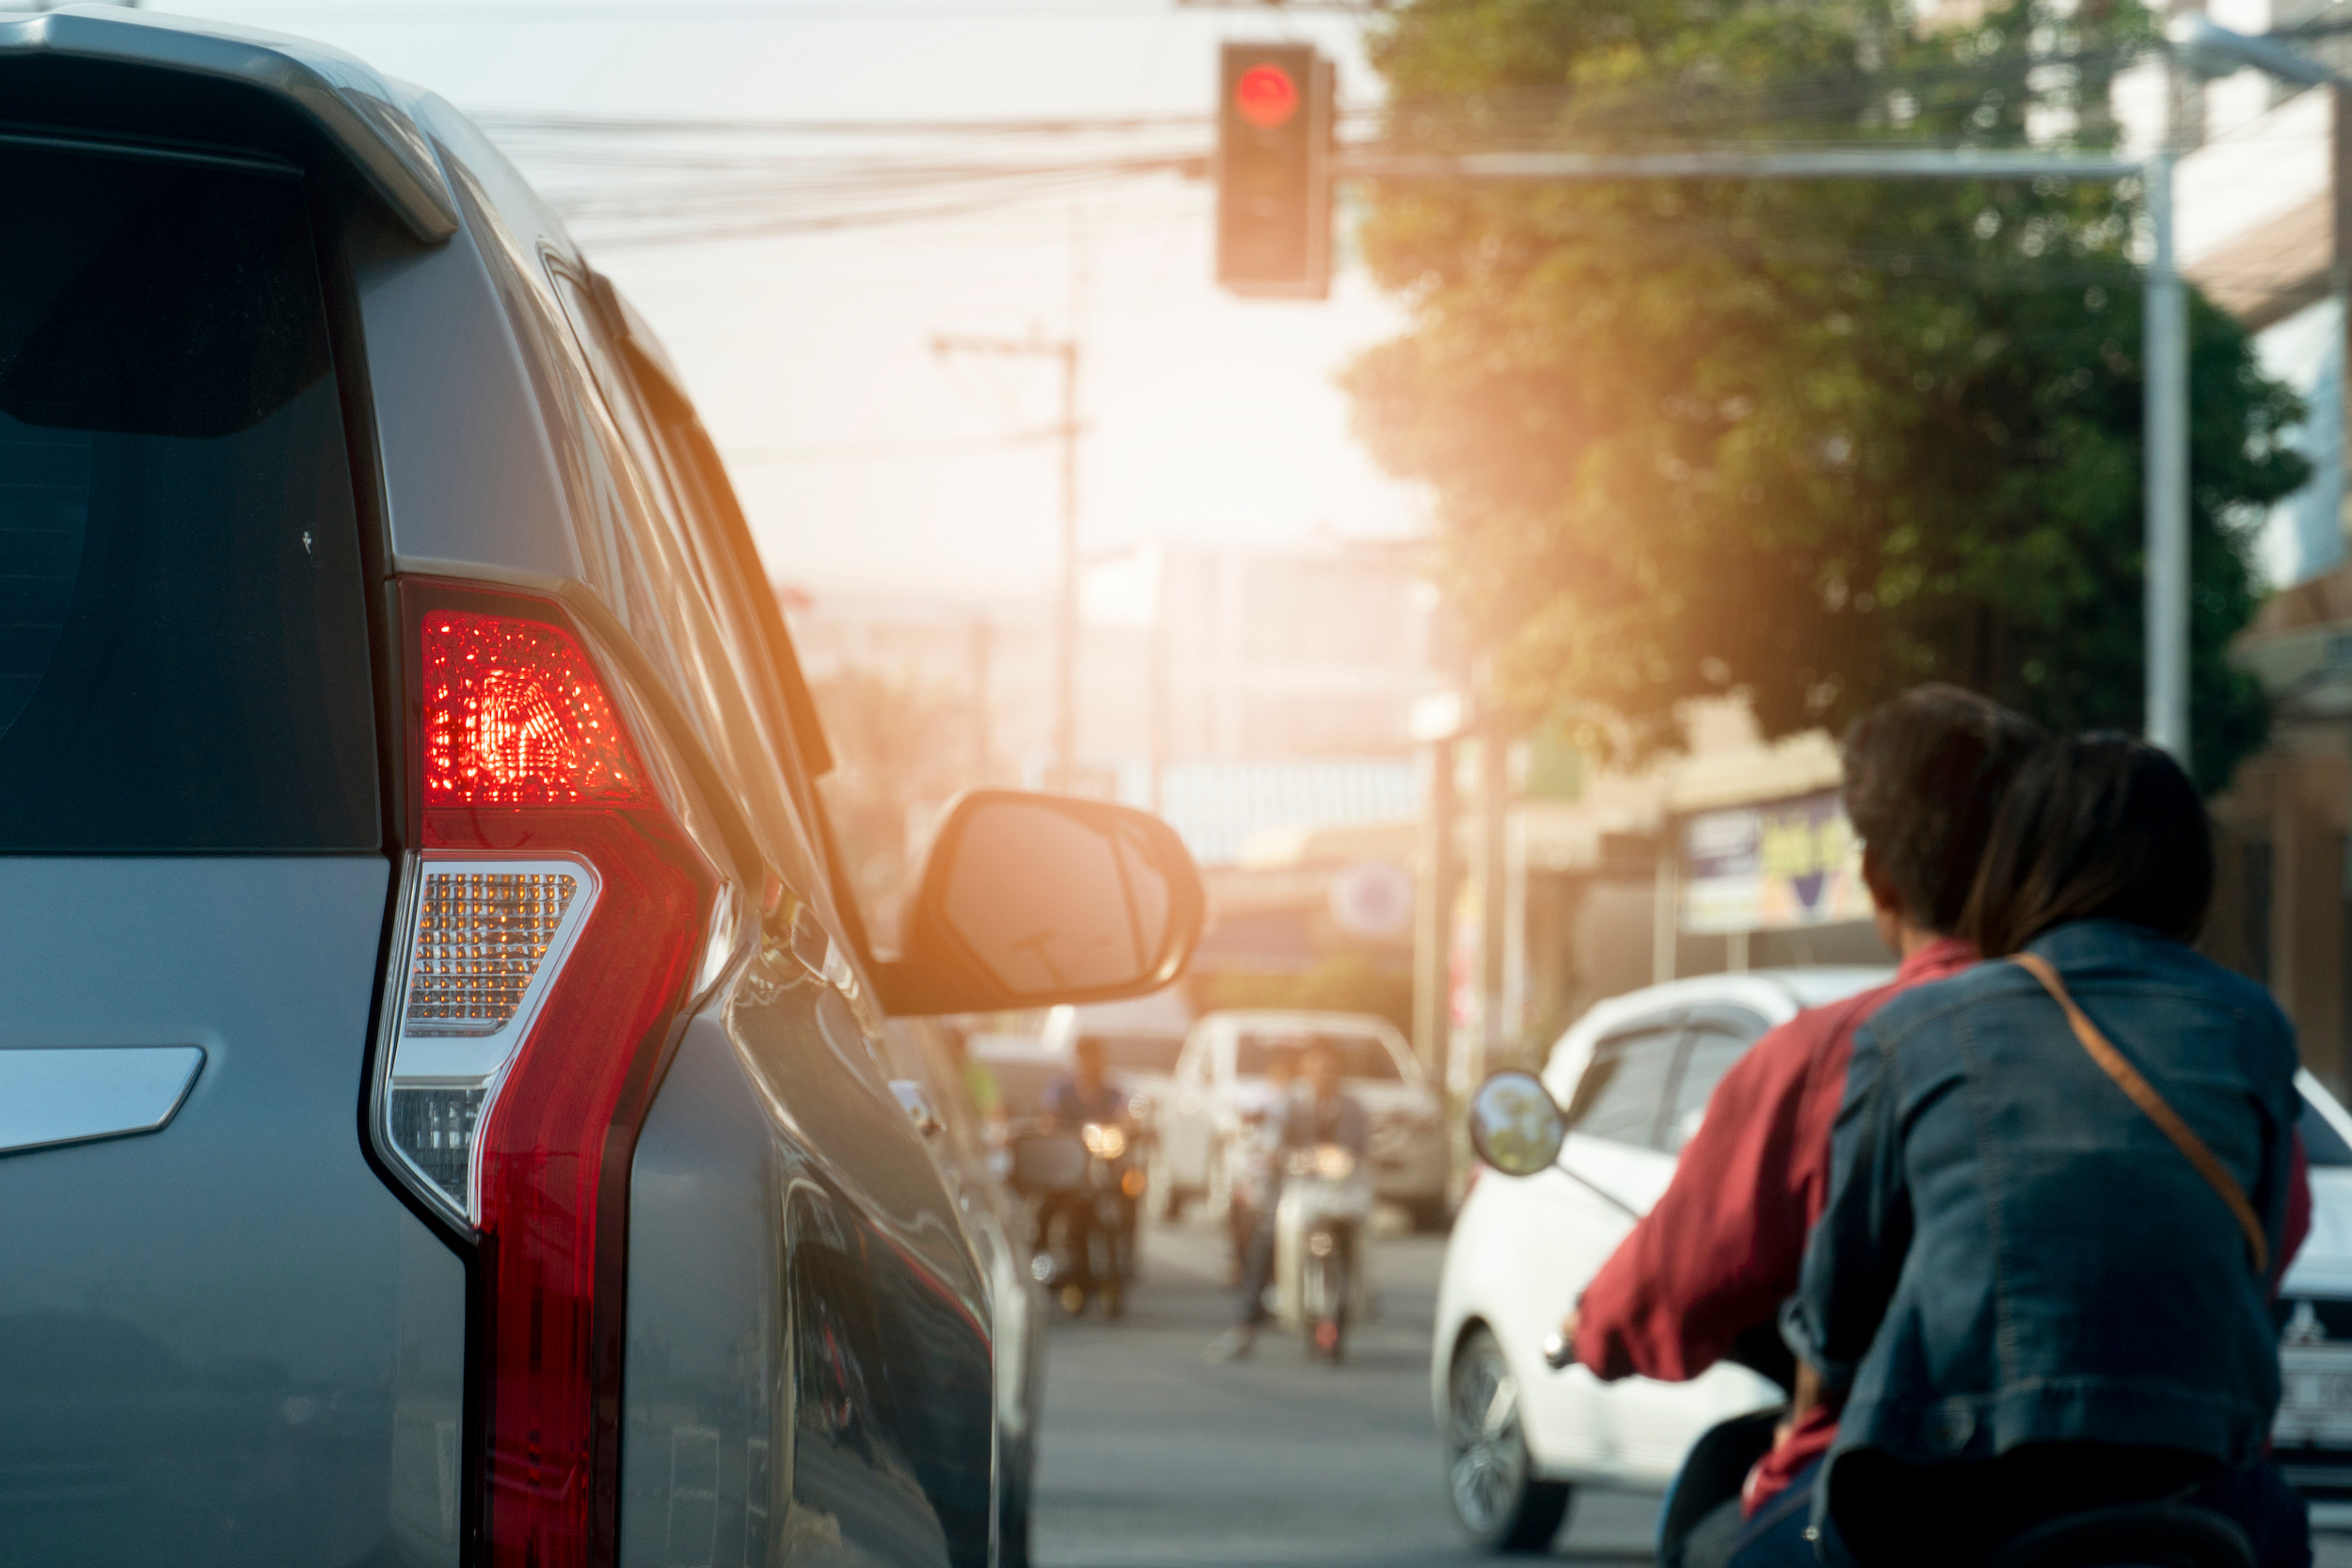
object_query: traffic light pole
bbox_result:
[1337,144,2188,767]
[930,331,1083,791]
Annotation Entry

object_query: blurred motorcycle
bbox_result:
[1006,1118,1144,1317]
[1274,1141,1375,1361]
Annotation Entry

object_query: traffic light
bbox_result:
[1216,42,1332,299]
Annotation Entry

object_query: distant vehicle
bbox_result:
[1042,989,1194,1105]
[1434,965,2352,1549]
[1004,1111,1145,1319]
[1156,1010,1446,1230]
[0,16,1203,1568]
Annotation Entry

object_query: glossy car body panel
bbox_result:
[352,198,584,588]
[0,859,465,1567]
[626,986,1016,1568]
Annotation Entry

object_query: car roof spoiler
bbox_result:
[0,7,457,244]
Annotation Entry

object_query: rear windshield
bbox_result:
[1234,1031,1404,1081]
[0,143,376,850]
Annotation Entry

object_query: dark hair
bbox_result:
[1958,734,2213,957]
[1839,685,2050,933]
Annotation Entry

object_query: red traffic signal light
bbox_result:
[1235,63,1298,130]
[1216,43,1331,299]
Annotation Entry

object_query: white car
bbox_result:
[1154,1010,1448,1229]
[1433,965,2352,1549]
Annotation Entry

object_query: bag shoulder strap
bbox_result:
[2010,952,2268,1276]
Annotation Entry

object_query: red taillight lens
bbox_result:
[420,610,645,808]
[379,581,720,1568]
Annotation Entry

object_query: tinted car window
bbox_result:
[2301,1093,2352,1168]
[1234,1030,1402,1080]
[1234,1033,1299,1077]
[1566,1024,1680,1149]
[0,144,375,849]
[1667,1024,1760,1151]
[1327,1033,1404,1081]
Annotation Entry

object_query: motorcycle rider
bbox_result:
[1209,1037,1368,1361]
[1038,1034,1137,1307]
[1555,686,2047,1564]
[1228,1041,1303,1286]
[1043,1034,1127,1128]
[1777,736,2311,1566]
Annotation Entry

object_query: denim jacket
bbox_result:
[1783,919,2300,1473]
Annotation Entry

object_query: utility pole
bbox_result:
[2144,126,2190,766]
[930,331,1082,790]
[1476,714,1510,1082]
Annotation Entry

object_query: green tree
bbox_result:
[1344,0,2308,790]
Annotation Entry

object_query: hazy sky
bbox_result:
[183,0,1427,602]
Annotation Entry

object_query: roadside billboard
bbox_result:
[1678,786,1867,933]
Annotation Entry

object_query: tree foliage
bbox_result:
[1344,0,2309,789]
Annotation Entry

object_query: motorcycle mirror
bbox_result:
[1467,1069,1566,1178]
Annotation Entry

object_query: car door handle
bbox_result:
[0,1046,205,1155]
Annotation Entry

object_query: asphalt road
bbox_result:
[1030,1209,1659,1566]
[1032,1210,2352,1568]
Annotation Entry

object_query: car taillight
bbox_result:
[375,581,722,1568]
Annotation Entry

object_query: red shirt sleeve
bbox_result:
[1573,1000,1865,1383]
[2280,1129,2312,1292]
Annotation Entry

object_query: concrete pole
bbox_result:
[1652,830,1678,987]
[1477,724,1509,1081]
[2144,140,2191,768]
[1412,736,1457,1085]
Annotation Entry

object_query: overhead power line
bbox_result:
[725,427,1070,462]
[208,2,1184,21]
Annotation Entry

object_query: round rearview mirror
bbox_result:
[1467,1069,1566,1178]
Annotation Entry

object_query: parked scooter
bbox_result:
[1273,1141,1375,1361]
[1470,1069,2259,1568]
[1006,1117,1143,1317]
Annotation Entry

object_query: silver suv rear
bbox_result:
[0,13,1201,1568]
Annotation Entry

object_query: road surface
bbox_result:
[1031,1209,2352,1567]
[1031,1211,1657,1566]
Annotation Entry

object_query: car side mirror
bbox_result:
[1467,1069,1566,1177]
[875,789,1204,1017]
